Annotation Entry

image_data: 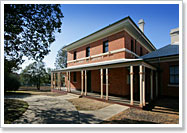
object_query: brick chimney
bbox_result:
[170,27,179,45]
[138,19,145,33]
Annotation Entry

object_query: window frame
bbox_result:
[140,47,143,56]
[135,40,137,54]
[86,47,90,57]
[103,41,109,53]
[73,51,77,60]
[169,65,179,85]
[131,39,134,52]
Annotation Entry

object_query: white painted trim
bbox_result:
[106,68,109,100]
[67,48,139,64]
[130,65,133,105]
[124,48,140,57]
[139,65,143,108]
[143,66,145,106]
[100,68,103,99]
[84,70,87,96]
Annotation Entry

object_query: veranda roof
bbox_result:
[52,58,155,72]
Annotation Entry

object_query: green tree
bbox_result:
[4,72,21,92]
[4,4,63,72]
[20,61,47,90]
[55,48,67,69]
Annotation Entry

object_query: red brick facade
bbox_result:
[51,17,179,109]
[157,61,179,97]
[67,30,149,67]
[64,30,151,97]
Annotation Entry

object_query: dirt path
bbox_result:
[12,94,81,124]
[6,93,128,124]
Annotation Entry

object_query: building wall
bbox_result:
[124,31,149,58]
[65,71,81,90]
[67,30,149,67]
[66,67,131,97]
[90,68,130,96]
[158,61,179,97]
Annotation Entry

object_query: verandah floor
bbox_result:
[52,87,143,108]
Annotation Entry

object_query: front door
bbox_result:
[87,70,92,92]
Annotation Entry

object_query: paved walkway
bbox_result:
[6,93,129,124]
[79,104,129,123]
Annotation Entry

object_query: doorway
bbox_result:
[87,70,92,92]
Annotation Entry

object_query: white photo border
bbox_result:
[0,0,183,128]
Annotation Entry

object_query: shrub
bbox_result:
[4,72,20,92]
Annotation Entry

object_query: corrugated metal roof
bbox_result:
[140,44,179,59]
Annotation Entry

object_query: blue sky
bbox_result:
[24,4,179,70]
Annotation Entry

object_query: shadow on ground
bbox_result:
[144,97,179,115]
[14,107,103,124]
[4,92,32,99]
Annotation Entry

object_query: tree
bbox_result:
[20,61,47,90]
[4,72,21,92]
[4,4,63,72]
[55,48,67,69]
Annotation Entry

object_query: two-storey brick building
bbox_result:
[51,16,179,108]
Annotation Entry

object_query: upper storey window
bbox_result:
[140,47,143,56]
[131,40,134,52]
[135,40,137,54]
[103,41,109,53]
[73,51,77,60]
[86,47,90,57]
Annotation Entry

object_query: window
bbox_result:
[140,47,143,56]
[73,51,77,60]
[86,47,90,57]
[73,72,77,82]
[131,40,134,52]
[169,66,179,84]
[103,41,109,53]
[135,40,137,53]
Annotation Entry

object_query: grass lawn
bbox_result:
[68,97,111,111]
[4,99,29,124]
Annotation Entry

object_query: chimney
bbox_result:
[170,27,179,45]
[138,19,145,33]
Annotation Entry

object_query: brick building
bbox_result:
[51,16,179,108]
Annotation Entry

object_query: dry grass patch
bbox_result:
[68,97,111,111]
[18,91,63,96]
[102,108,179,124]
[4,99,29,124]
[7,91,63,96]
